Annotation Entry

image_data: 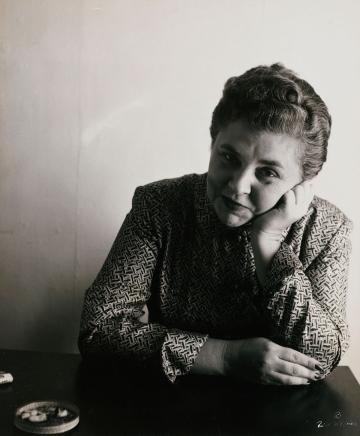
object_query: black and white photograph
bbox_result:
[1,1,360,435]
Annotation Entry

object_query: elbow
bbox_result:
[78,326,100,358]
[78,333,88,358]
[291,324,350,379]
[329,330,350,372]
[314,329,350,378]
[78,334,89,358]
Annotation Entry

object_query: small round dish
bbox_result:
[14,400,79,434]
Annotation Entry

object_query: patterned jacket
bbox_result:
[78,173,352,382]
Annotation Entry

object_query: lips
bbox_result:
[221,195,250,211]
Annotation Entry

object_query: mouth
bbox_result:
[221,195,251,211]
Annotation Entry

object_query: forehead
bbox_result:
[216,120,302,170]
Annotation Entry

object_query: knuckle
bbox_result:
[281,376,292,385]
[259,337,269,347]
[263,341,275,354]
[258,358,273,379]
[291,352,299,362]
[284,376,302,386]
[261,359,271,373]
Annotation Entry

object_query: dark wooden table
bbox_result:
[0,349,360,435]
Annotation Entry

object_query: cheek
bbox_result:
[207,173,221,202]
[252,185,286,213]
[207,158,227,193]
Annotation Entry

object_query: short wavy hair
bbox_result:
[210,63,332,179]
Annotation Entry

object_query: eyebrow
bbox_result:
[258,159,284,169]
[220,144,284,169]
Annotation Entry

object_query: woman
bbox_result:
[78,63,352,385]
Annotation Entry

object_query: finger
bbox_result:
[293,179,311,190]
[302,185,314,213]
[299,179,314,198]
[277,346,322,371]
[274,359,318,381]
[305,182,315,204]
[282,189,296,207]
[267,371,310,386]
[297,179,314,195]
[295,181,315,210]
[292,184,304,206]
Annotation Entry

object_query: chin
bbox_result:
[223,215,250,228]
[216,205,252,228]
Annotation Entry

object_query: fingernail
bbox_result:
[314,372,321,380]
[315,364,324,372]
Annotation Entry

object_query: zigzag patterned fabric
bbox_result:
[78,173,352,382]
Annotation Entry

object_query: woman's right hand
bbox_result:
[223,337,323,385]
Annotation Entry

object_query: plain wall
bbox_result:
[1,0,359,380]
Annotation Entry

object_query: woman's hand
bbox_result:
[250,181,315,286]
[223,337,322,385]
[253,180,315,236]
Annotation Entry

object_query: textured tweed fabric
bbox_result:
[79,173,352,382]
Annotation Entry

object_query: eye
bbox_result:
[256,167,279,180]
[218,150,237,164]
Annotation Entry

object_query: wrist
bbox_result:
[222,340,232,376]
[251,227,285,243]
[191,337,228,376]
[222,339,241,377]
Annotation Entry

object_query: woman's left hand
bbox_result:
[253,180,315,236]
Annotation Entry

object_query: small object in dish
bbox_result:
[14,400,79,434]
[0,371,13,384]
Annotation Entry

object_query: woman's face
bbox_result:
[207,119,303,227]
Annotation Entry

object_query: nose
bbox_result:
[227,168,252,196]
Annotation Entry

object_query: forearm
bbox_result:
[251,229,282,287]
[79,316,167,359]
[80,310,209,382]
[250,222,350,373]
[190,337,228,376]
[258,240,350,373]
[264,276,349,372]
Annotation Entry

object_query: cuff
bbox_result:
[161,330,208,383]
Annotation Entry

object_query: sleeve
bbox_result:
[260,216,352,375]
[78,185,208,383]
